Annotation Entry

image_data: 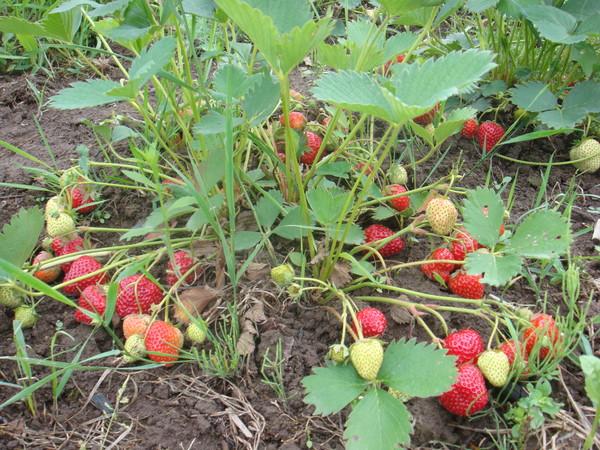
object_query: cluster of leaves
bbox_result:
[462,187,571,286]
[303,339,456,450]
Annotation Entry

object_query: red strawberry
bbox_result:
[144,320,183,365]
[461,119,478,138]
[476,121,505,152]
[32,251,61,283]
[443,329,484,365]
[301,131,323,165]
[116,274,163,317]
[523,313,559,360]
[279,111,306,130]
[352,307,387,338]
[499,340,517,366]
[384,53,405,73]
[62,256,107,296]
[54,235,85,271]
[439,363,488,416]
[74,285,107,325]
[166,250,200,287]
[448,272,484,299]
[421,248,456,282]
[364,224,405,257]
[68,185,96,214]
[386,184,410,212]
[413,104,440,126]
[123,313,152,339]
[450,230,479,261]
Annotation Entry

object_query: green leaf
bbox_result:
[391,50,497,108]
[0,208,44,277]
[462,187,505,248]
[379,338,457,397]
[464,251,522,286]
[307,187,349,226]
[521,5,586,44]
[344,388,412,450]
[465,0,499,13]
[49,79,128,109]
[255,190,283,229]
[580,355,600,408]
[42,8,82,42]
[243,72,280,125]
[246,0,312,33]
[0,17,48,37]
[303,364,367,415]
[312,71,396,122]
[272,206,313,239]
[233,231,262,251]
[328,223,365,246]
[372,205,397,221]
[193,111,244,135]
[501,128,575,145]
[379,0,443,15]
[434,107,476,144]
[509,82,557,112]
[315,161,352,178]
[51,0,101,13]
[129,36,176,85]
[508,210,571,259]
[182,0,215,17]
[213,63,257,99]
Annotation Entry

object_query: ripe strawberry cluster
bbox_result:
[439,316,560,416]
[420,229,484,299]
[277,112,327,166]
[461,118,505,152]
[4,168,215,366]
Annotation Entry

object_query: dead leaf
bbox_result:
[172,286,221,324]
[390,295,414,324]
[237,319,257,355]
[245,302,267,323]
[593,219,600,242]
[236,210,258,232]
[214,245,226,289]
[310,241,328,264]
[330,262,352,287]
[244,262,269,281]
[190,240,219,258]
[390,305,413,325]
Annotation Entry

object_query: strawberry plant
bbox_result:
[303,339,457,450]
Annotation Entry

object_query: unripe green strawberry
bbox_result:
[271,264,295,287]
[47,212,75,238]
[570,138,600,173]
[59,167,83,189]
[388,388,411,402]
[388,164,408,185]
[477,350,510,387]
[350,339,384,381]
[14,305,37,328]
[186,320,207,344]
[426,197,457,235]
[0,286,23,308]
[123,334,146,363]
[328,344,349,363]
[45,196,65,218]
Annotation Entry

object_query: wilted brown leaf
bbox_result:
[330,262,352,287]
[190,240,219,258]
[310,241,328,265]
[172,286,221,324]
[236,301,267,356]
[244,262,269,281]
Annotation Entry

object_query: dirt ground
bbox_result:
[0,73,599,449]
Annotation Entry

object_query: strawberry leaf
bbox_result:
[344,388,411,450]
[462,187,505,248]
[0,207,44,280]
[507,210,571,258]
[378,338,457,397]
[302,364,367,415]
[465,251,522,286]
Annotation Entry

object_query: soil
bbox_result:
[0,72,599,450]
